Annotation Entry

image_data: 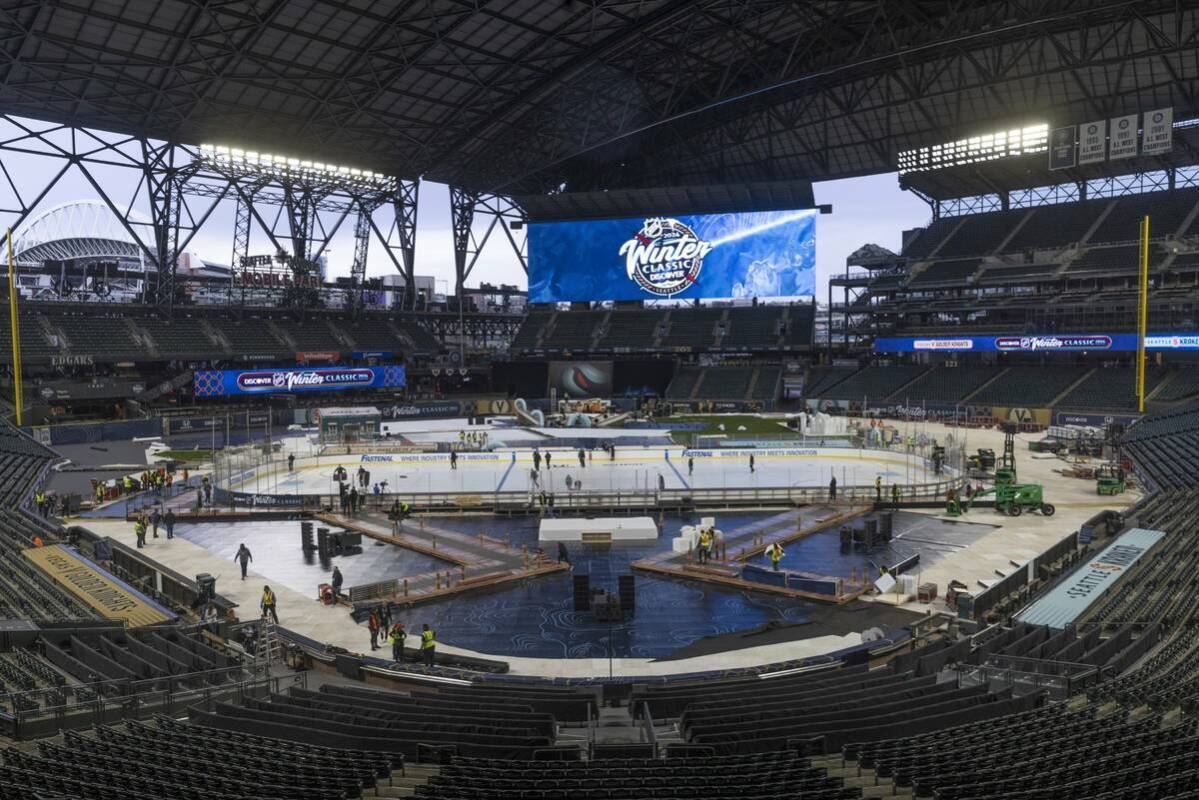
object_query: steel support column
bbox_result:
[395,179,419,309]
[449,187,478,300]
[348,205,372,315]
[449,188,527,300]
[145,145,183,314]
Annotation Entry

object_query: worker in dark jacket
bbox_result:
[368,609,381,650]
[331,566,344,601]
[234,543,253,580]
[390,624,407,662]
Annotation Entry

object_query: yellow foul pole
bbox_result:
[6,229,21,426]
[1136,215,1150,413]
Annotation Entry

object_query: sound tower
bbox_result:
[572,574,591,612]
[618,574,636,615]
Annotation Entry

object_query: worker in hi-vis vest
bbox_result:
[767,541,785,571]
[420,623,437,667]
[260,585,278,624]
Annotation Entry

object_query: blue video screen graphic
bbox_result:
[873,333,1199,353]
[527,209,817,302]
[193,365,406,397]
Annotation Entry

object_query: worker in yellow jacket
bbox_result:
[420,623,436,667]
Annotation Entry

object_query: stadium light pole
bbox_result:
[1136,216,1150,413]
[6,230,22,426]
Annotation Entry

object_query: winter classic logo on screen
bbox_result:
[236,369,375,392]
[619,218,714,296]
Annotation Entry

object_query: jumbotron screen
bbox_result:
[547,361,613,399]
[527,209,817,303]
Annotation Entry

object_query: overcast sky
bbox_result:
[0,140,931,300]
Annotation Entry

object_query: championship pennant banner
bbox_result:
[1078,120,1107,164]
[1049,126,1077,170]
[1142,107,1174,155]
[1049,108,1173,167]
[1108,113,1139,159]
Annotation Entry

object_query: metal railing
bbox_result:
[209,435,967,512]
[959,654,1099,700]
[269,476,965,515]
[121,477,201,518]
[0,665,303,740]
[213,431,969,486]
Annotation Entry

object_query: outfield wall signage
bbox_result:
[194,366,405,397]
[1053,411,1141,427]
[214,488,307,508]
[874,333,1199,353]
[359,451,504,464]
[804,398,1052,426]
[296,351,341,363]
[379,400,461,419]
[166,411,272,435]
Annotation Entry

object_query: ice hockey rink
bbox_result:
[227,417,946,497]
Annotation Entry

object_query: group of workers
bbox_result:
[133,507,177,548]
[459,430,489,448]
[336,483,362,514]
[94,467,190,506]
[364,608,435,664]
[873,476,903,505]
[33,489,58,518]
[327,566,436,665]
[329,465,388,512]
[692,531,782,570]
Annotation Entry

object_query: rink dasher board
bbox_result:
[299,447,927,467]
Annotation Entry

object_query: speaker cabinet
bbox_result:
[573,574,591,612]
[618,574,636,614]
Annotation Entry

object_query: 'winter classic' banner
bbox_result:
[873,333,1199,353]
[193,365,405,397]
[528,209,817,302]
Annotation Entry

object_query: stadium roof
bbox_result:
[1,1,1197,195]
